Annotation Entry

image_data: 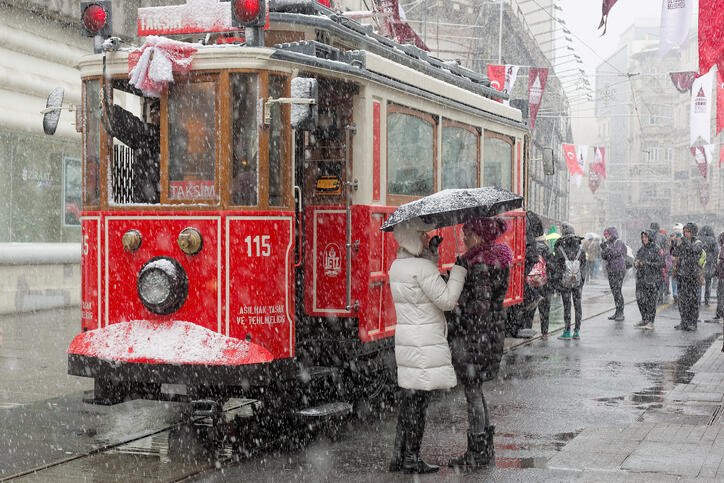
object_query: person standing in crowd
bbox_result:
[709,232,724,323]
[670,223,704,331]
[670,223,684,303]
[699,226,719,307]
[585,236,601,282]
[388,218,467,474]
[634,229,666,330]
[552,223,586,340]
[650,223,668,303]
[527,212,554,339]
[447,217,512,470]
[601,227,627,321]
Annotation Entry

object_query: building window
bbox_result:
[645,142,659,162]
[664,147,673,162]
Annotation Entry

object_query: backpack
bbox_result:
[526,255,547,287]
[560,246,583,289]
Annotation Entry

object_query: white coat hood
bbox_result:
[393,218,435,256]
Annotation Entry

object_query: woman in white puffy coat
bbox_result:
[387,218,467,474]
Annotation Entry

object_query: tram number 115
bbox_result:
[245,235,271,257]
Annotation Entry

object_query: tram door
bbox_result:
[295,78,357,329]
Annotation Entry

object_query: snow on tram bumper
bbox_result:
[67,320,281,386]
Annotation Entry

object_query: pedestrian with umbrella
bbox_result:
[387,218,467,474]
[446,216,512,469]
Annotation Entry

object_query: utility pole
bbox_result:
[498,0,503,64]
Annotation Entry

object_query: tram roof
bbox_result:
[77,0,525,128]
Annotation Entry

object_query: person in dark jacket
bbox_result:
[671,222,704,330]
[699,225,719,306]
[601,226,627,321]
[650,222,668,303]
[710,232,724,323]
[634,230,666,330]
[447,217,512,470]
[551,223,586,340]
[108,101,161,204]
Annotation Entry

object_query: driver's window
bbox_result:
[167,79,218,202]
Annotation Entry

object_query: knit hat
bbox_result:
[463,217,507,243]
[672,223,683,235]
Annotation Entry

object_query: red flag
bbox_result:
[528,68,548,130]
[691,146,709,178]
[563,144,582,175]
[592,146,607,179]
[670,71,697,93]
[698,0,724,76]
[487,64,505,103]
[598,0,618,35]
[717,70,724,135]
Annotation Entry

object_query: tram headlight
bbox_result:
[177,227,203,255]
[137,257,188,315]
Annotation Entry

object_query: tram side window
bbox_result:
[483,133,513,190]
[168,80,217,201]
[387,109,434,197]
[268,75,288,207]
[442,123,479,189]
[83,79,101,206]
[231,74,259,206]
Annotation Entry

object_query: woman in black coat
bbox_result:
[447,217,512,469]
[634,230,666,329]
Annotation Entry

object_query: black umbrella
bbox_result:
[380,186,523,232]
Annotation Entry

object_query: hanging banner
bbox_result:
[598,0,618,35]
[487,64,506,103]
[562,143,582,176]
[528,68,548,131]
[690,145,715,178]
[592,146,607,179]
[717,70,724,136]
[589,171,602,194]
[698,0,724,76]
[690,71,714,145]
[503,65,520,106]
[659,0,693,59]
[670,71,697,92]
[572,145,588,187]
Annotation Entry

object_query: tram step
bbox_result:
[294,401,353,419]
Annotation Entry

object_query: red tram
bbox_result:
[54,0,530,416]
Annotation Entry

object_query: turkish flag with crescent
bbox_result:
[698,0,724,76]
[563,144,582,175]
[487,65,505,103]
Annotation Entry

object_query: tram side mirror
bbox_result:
[42,87,65,135]
[290,77,318,131]
[542,147,555,175]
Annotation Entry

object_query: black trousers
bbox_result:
[560,287,582,332]
[608,271,625,313]
[704,277,713,305]
[716,278,724,319]
[393,389,431,455]
[636,282,658,323]
[677,276,700,328]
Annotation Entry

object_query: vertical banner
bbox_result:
[562,143,582,176]
[503,65,520,106]
[572,145,588,187]
[592,146,607,178]
[528,68,548,131]
[487,64,506,103]
[690,71,714,145]
[690,145,714,178]
[589,171,602,193]
[698,0,724,76]
[670,71,697,92]
[598,0,618,35]
[659,0,693,59]
[717,69,724,136]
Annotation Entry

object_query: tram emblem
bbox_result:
[323,243,342,277]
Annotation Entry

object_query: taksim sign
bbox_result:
[136,0,270,36]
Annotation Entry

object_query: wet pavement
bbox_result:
[1,278,724,481]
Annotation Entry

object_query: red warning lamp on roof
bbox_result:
[80,1,112,37]
[231,0,266,28]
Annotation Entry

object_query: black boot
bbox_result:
[614,309,625,321]
[448,426,495,470]
[388,417,405,472]
[402,418,439,474]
